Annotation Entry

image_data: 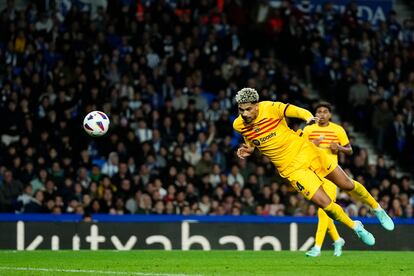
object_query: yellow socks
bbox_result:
[327,216,340,242]
[349,180,380,209]
[315,208,329,247]
[315,208,341,247]
[323,201,355,229]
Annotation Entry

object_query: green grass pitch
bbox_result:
[0,251,413,275]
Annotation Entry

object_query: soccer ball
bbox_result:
[83,111,110,137]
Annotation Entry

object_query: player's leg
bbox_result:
[328,219,345,256]
[327,218,340,241]
[310,180,349,237]
[306,180,337,257]
[310,186,375,246]
[289,170,375,246]
[325,210,345,256]
[311,147,380,210]
[325,166,377,206]
[306,208,328,257]
[322,180,344,256]
[315,208,329,247]
[313,148,394,231]
[310,186,352,227]
[325,166,394,231]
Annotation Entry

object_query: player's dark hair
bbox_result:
[314,101,332,113]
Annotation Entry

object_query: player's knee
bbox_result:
[342,178,354,191]
[312,191,332,209]
[320,196,332,208]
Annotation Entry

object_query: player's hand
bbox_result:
[330,142,339,153]
[313,136,324,146]
[237,144,254,159]
[306,117,319,125]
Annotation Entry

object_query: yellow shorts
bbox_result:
[281,142,338,200]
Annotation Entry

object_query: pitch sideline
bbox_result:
[0,266,200,276]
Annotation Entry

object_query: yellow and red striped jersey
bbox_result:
[302,122,349,161]
[233,101,313,174]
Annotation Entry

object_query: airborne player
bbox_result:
[232,88,394,248]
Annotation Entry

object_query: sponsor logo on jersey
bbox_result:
[259,132,276,143]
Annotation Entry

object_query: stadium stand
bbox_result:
[0,0,413,219]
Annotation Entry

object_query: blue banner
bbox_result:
[0,214,412,224]
[270,0,393,24]
[90,0,394,25]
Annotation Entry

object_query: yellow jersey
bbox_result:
[302,122,350,161]
[233,101,313,174]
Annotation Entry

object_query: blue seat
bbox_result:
[231,131,242,148]
[92,158,106,168]
[201,91,216,105]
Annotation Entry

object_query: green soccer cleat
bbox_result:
[353,221,375,246]
[333,238,345,257]
[305,246,321,257]
[374,208,395,231]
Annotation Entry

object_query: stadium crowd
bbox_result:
[0,0,413,219]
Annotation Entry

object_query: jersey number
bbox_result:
[297,182,304,191]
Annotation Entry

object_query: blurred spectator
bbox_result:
[24,190,45,213]
[101,152,119,177]
[0,171,23,212]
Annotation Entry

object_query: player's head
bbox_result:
[235,88,259,124]
[314,101,332,125]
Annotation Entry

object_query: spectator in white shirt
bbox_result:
[135,119,153,143]
[184,143,202,166]
[227,164,244,187]
[205,100,222,122]
[101,152,119,177]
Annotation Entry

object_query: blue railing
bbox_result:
[0,214,413,224]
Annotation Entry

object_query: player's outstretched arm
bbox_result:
[283,103,317,124]
[236,144,254,159]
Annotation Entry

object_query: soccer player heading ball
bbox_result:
[233,88,394,247]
